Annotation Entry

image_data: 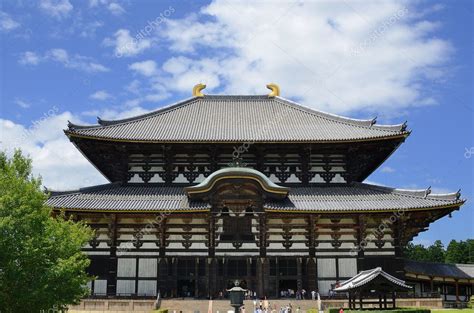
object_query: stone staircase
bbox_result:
[159,299,331,313]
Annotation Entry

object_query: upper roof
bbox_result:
[46,182,463,213]
[405,260,474,279]
[66,95,409,143]
[334,267,411,291]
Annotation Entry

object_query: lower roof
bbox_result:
[46,182,463,213]
[405,260,473,280]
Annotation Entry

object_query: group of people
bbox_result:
[239,300,298,313]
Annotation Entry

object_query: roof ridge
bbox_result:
[47,182,121,197]
[355,182,462,202]
[67,97,199,130]
[274,96,407,133]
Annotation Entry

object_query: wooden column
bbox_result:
[455,280,460,303]
[258,214,268,297]
[297,258,302,291]
[107,214,118,296]
[208,214,216,257]
[357,215,366,271]
[195,259,199,298]
[159,217,167,257]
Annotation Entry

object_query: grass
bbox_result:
[431,309,474,313]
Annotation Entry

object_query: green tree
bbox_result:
[0,150,92,313]
[427,240,445,263]
[404,242,430,261]
[445,239,469,264]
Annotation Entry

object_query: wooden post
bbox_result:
[455,280,460,303]
[107,214,118,296]
[359,291,363,310]
[379,294,382,309]
[383,294,387,309]
[392,292,396,309]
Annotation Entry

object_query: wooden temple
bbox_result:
[46,84,465,299]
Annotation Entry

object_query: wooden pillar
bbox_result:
[455,280,460,303]
[159,217,167,257]
[383,294,387,309]
[257,214,267,297]
[107,214,118,296]
[208,214,216,257]
[430,277,434,294]
[357,216,366,271]
[297,258,302,291]
[359,291,363,310]
[379,294,382,309]
[392,292,396,309]
[195,259,199,298]
[307,258,317,294]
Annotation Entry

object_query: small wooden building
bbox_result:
[334,267,412,309]
[46,84,465,299]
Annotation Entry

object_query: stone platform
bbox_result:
[68,298,443,312]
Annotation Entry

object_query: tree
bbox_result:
[427,240,445,263]
[0,150,92,313]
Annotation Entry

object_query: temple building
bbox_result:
[46,84,466,299]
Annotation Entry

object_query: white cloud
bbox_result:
[0,112,106,190]
[380,166,395,173]
[82,106,150,121]
[129,60,158,76]
[104,29,152,57]
[89,0,126,15]
[156,0,452,115]
[108,3,125,16]
[90,90,113,101]
[19,51,41,65]
[15,98,31,109]
[0,11,20,32]
[18,48,109,73]
[39,0,73,19]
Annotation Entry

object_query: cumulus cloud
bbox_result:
[103,29,152,57]
[39,0,73,19]
[19,51,41,65]
[0,11,20,32]
[90,90,113,101]
[0,112,106,190]
[18,48,109,73]
[89,0,126,16]
[155,0,452,115]
[107,3,125,16]
[129,60,158,76]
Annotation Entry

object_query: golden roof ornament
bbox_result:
[192,83,206,97]
[266,83,280,97]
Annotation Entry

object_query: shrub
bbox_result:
[328,309,430,313]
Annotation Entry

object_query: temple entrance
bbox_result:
[279,279,298,298]
[177,279,195,298]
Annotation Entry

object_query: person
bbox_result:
[339,307,344,313]
[301,289,306,300]
[263,296,269,310]
[241,306,245,313]
[311,290,316,300]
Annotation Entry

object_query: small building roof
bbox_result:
[404,260,473,280]
[334,267,412,292]
[66,95,408,143]
[185,167,290,200]
[45,182,463,213]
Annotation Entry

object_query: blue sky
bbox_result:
[0,0,472,246]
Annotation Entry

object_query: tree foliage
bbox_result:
[404,238,473,264]
[0,150,93,313]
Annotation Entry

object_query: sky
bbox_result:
[0,0,472,247]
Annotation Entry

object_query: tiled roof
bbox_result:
[334,267,411,291]
[405,260,473,279]
[66,96,408,142]
[46,182,462,212]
